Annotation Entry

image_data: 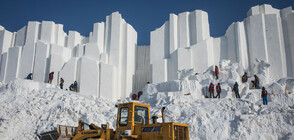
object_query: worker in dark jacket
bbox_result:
[60,78,64,89]
[27,73,33,80]
[242,72,248,83]
[216,83,221,98]
[261,87,268,105]
[232,82,240,98]
[69,84,74,91]
[209,83,215,98]
[254,75,260,89]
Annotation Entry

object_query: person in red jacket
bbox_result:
[209,83,215,98]
[216,83,221,98]
[132,93,137,100]
[215,66,219,79]
[48,72,54,84]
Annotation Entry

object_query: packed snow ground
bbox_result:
[0,61,294,140]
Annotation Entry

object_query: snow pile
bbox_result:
[0,79,117,140]
[0,60,294,139]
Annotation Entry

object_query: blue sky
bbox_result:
[0,0,293,45]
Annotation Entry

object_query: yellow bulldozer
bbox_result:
[39,102,189,140]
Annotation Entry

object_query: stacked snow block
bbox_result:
[0,4,293,101]
[134,46,151,94]
[150,10,210,83]
[0,12,137,101]
[150,4,294,84]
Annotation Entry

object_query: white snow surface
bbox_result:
[0,62,294,140]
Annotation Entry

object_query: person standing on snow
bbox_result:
[261,87,268,105]
[254,75,260,89]
[215,66,219,80]
[232,82,240,98]
[242,72,248,83]
[132,93,137,100]
[27,73,33,80]
[60,78,64,89]
[48,72,54,84]
[73,81,78,92]
[216,83,221,98]
[209,83,215,98]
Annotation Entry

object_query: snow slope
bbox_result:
[0,61,294,140]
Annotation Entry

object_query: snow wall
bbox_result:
[0,12,138,101]
[0,4,294,101]
[150,4,294,84]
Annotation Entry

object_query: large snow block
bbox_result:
[150,22,169,64]
[91,22,105,52]
[285,13,294,77]
[5,47,22,83]
[51,44,71,61]
[18,44,36,79]
[49,54,64,85]
[55,24,65,46]
[33,41,50,83]
[25,21,40,46]
[67,31,81,49]
[0,30,13,55]
[75,44,84,57]
[124,24,137,98]
[245,14,268,75]
[79,57,99,96]
[85,43,100,60]
[191,38,214,73]
[213,37,227,64]
[134,69,150,93]
[168,48,191,81]
[236,22,249,71]
[60,57,78,90]
[225,21,249,70]
[152,59,168,84]
[178,12,190,48]
[14,26,27,47]
[40,21,55,44]
[0,53,7,81]
[169,14,178,54]
[99,63,115,100]
[264,14,287,79]
[136,46,150,70]
[190,10,210,44]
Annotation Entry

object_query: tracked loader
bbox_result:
[39,102,189,140]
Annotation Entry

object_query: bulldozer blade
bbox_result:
[38,130,59,140]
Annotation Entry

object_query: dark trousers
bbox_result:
[48,78,53,84]
[235,91,240,98]
[215,73,219,79]
[210,91,214,98]
[216,92,220,98]
[60,84,63,89]
[262,96,268,105]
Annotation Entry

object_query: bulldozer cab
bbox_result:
[116,102,150,138]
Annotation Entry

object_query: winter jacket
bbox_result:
[216,85,221,93]
[215,67,219,74]
[261,90,267,97]
[49,73,54,79]
[242,75,248,82]
[233,83,239,92]
[209,84,214,92]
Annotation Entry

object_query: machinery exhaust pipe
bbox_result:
[161,107,166,123]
